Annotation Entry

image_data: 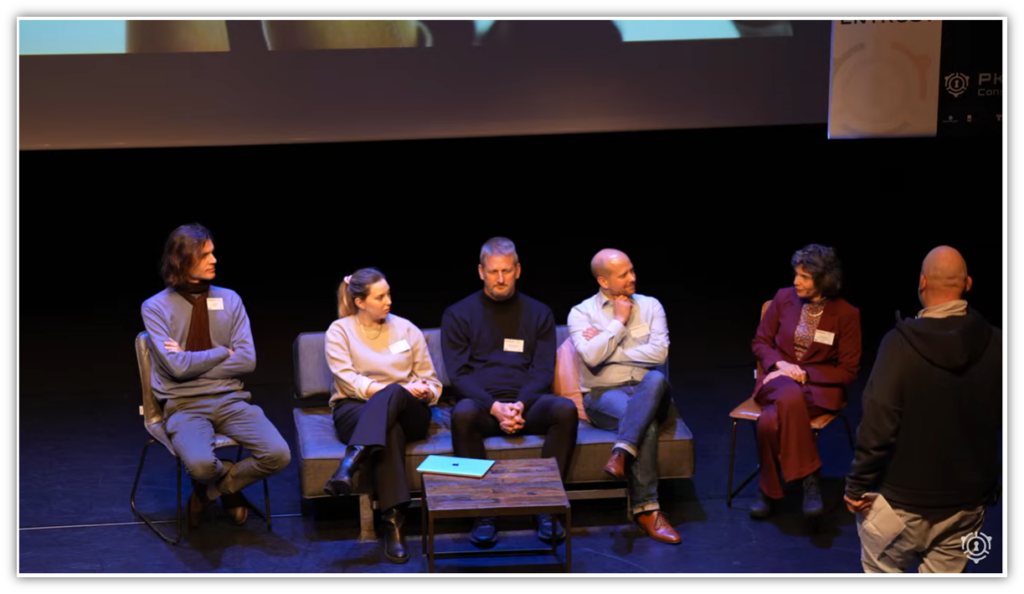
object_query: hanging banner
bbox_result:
[828,20,943,139]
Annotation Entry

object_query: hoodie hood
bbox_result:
[895,307,994,373]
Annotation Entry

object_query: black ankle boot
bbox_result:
[381,507,409,564]
[749,490,773,519]
[323,445,367,497]
[803,473,824,517]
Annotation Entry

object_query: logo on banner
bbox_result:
[945,72,970,98]
[961,531,992,564]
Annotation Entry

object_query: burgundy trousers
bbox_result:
[754,376,827,499]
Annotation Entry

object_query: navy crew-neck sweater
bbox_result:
[440,290,556,409]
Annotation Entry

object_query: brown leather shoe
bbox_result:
[636,511,681,545]
[603,449,628,480]
[220,492,249,525]
[187,485,214,529]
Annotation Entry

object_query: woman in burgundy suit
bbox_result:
[750,244,861,519]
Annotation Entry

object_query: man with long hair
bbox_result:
[141,223,290,528]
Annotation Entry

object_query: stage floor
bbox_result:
[18,368,1004,574]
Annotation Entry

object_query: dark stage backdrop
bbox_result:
[19,123,1003,399]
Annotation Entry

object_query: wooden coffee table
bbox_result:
[420,458,572,573]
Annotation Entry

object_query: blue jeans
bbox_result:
[583,371,672,515]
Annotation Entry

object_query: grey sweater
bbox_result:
[141,286,256,401]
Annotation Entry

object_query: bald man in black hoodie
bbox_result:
[845,246,1001,573]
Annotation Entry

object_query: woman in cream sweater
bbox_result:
[323,267,441,564]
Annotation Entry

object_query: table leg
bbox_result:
[420,499,426,559]
[565,507,572,573]
[428,512,435,573]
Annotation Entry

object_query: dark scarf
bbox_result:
[175,281,213,352]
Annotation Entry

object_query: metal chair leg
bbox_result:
[728,421,761,505]
[840,413,856,451]
[130,438,183,545]
[263,477,272,531]
[726,420,739,507]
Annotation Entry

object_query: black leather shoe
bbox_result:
[323,445,367,497]
[536,513,565,544]
[749,490,773,519]
[803,474,824,517]
[469,516,498,548]
[380,507,409,564]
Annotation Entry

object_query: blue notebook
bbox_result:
[416,455,495,478]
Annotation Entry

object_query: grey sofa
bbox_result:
[292,326,694,539]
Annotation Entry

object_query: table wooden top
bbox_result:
[421,458,570,517]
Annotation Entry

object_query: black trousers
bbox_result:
[450,394,579,480]
[331,384,432,512]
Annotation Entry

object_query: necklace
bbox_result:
[357,317,385,340]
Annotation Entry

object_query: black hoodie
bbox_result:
[846,306,1002,512]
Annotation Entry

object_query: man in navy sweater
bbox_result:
[442,237,579,548]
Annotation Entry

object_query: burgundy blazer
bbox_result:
[751,287,862,411]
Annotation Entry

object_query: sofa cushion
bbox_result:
[292,332,333,400]
[422,329,450,387]
[293,403,693,498]
[552,337,589,423]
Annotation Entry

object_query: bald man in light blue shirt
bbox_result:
[568,248,679,544]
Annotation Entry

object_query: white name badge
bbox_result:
[504,339,525,353]
[814,330,835,346]
[206,298,224,311]
[630,323,650,338]
[389,340,411,355]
